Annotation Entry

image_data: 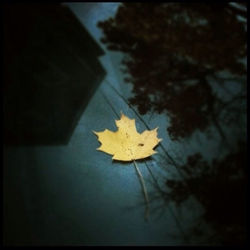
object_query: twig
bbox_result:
[133,160,150,221]
[101,88,150,220]
[100,90,120,118]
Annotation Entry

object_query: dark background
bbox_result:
[3,3,247,246]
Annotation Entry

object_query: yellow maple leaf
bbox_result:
[93,113,162,161]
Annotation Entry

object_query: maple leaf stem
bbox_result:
[133,160,150,221]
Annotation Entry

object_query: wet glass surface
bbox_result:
[3,3,247,246]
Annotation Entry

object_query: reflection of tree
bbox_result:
[164,141,246,245]
[98,3,246,140]
[98,3,247,245]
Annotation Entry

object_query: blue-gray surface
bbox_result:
[4,3,246,246]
